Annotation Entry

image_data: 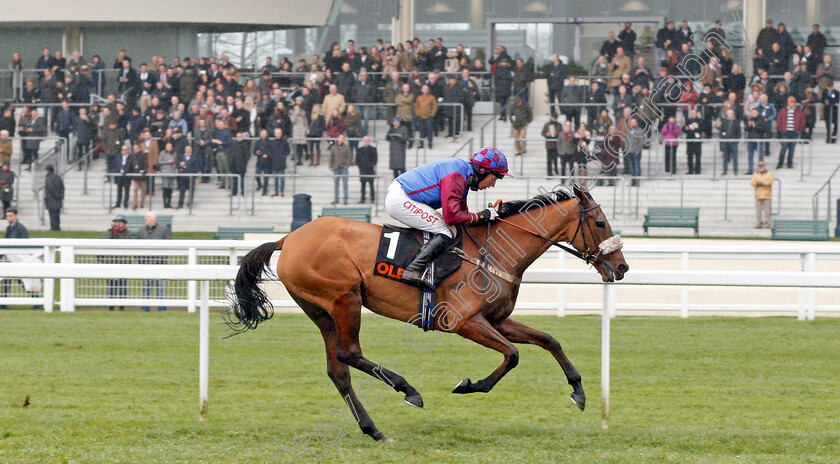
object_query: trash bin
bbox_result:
[291,193,312,232]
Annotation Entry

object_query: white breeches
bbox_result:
[384,181,454,238]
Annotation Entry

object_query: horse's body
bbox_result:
[229,187,628,441]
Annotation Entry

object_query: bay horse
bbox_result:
[227,186,628,441]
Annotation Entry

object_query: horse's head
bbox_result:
[568,185,628,282]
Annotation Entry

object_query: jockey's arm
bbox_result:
[440,173,478,225]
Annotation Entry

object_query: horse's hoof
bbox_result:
[371,431,392,442]
[570,392,586,411]
[380,436,395,443]
[404,393,424,408]
[452,378,472,394]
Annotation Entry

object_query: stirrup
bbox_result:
[401,268,434,290]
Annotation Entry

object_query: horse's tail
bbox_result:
[225,239,283,335]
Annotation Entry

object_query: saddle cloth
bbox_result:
[374,225,462,287]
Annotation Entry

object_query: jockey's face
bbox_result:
[477,174,498,190]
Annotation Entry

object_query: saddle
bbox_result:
[374,225,463,287]
[375,225,464,332]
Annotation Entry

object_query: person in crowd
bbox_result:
[512,58,533,103]
[600,31,620,62]
[541,115,561,177]
[4,208,27,239]
[776,96,805,169]
[329,133,352,205]
[557,120,576,178]
[0,130,11,167]
[626,117,645,186]
[559,76,584,128]
[756,20,777,57]
[816,54,835,97]
[229,132,250,197]
[585,81,607,126]
[801,86,819,140]
[719,109,742,175]
[744,108,768,175]
[254,128,272,195]
[101,119,125,176]
[325,107,345,141]
[356,135,378,204]
[751,162,774,229]
[609,47,632,95]
[130,143,148,210]
[491,47,513,121]
[805,24,826,59]
[386,117,408,178]
[308,104,325,166]
[756,94,777,160]
[270,127,290,197]
[21,109,46,170]
[44,165,64,231]
[136,211,171,312]
[394,84,415,146]
[654,22,676,69]
[618,22,637,57]
[113,144,133,209]
[290,104,308,164]
[344,105,362,153]
[104,214,130,311]
[176,145,200,208]
[414,85,438,149]
[661,115,681,175]
[459,69,479,131]
[573,123,591,178]
[157,141,178,207]
[823,82,838,143]
[510,96,533,156]
[212,119,232,188]
[0,163,13,215]
[193,117,213,182]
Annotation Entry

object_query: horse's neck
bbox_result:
[480,199,580,276]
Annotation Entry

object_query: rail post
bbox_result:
[59,245,75,312]
[199,280,209,421]
[601,283,615,430]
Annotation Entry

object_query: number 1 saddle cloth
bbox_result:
[374,225,463,287]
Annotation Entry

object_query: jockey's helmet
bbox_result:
[470,147,510,179]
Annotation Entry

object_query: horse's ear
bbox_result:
[573,185,588,202]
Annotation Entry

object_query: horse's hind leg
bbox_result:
[293,295,388,441]
[495,317,585,411]
[451,315,519,394]
[330,284,424,408]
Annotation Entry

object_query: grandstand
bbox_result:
[0,0,839,237]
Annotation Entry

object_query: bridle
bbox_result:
[495,201,616,267]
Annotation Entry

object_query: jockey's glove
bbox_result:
[476,208,499,223]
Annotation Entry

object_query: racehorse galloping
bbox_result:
[227,186,628,441]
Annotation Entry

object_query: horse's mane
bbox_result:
[497,187,575,218]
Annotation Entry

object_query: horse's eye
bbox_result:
[595,221,606,228]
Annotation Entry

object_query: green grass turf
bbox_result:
[1,312,838,463]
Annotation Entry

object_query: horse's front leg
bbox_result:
[451,315,519,394]
[495,317,585,411]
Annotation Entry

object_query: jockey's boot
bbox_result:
[401,233,453,289]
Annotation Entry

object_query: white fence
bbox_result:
[1,240,839,319]
[2,239,839,425]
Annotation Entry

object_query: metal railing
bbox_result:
[812,161,840,222]
[244,173,389,216]
[625,175,782,221]
[102,173,243,215]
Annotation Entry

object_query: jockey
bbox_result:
[384,147,509,288]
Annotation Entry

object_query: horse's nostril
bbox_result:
[618,263,629,273]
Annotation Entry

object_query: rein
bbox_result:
[495,202,609,266]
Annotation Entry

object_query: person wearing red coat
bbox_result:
[776,97,806,168]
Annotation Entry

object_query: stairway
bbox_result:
[11,113,836,237]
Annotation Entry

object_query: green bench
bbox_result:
[124,214,173,237]
[214,227,275,240]
[771,220,829,241]
[319,206,372,222]
[643,207,700,238]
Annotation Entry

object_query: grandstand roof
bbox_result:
[0,0,336,31]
